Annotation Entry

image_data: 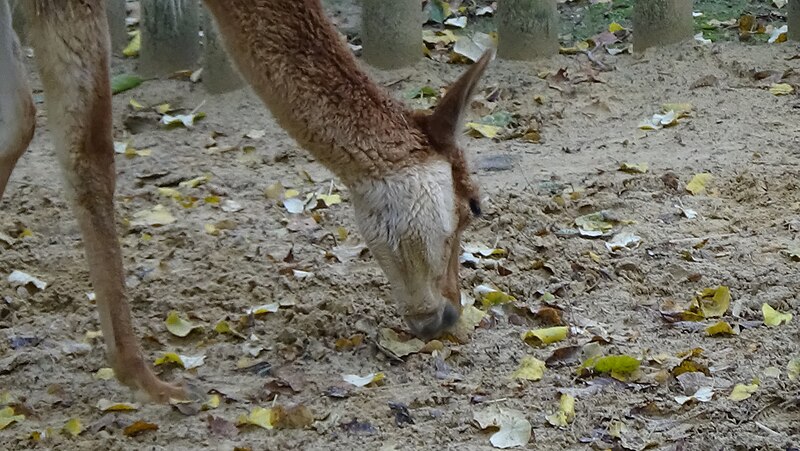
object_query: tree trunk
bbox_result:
[202,9,243,94]
[361,0,421,69]
[139,0,200,77]
[106,0,128,54]
[790,0,800,41]
[10,0,26,45]
[633,0,693,52]
[497,0,558,60]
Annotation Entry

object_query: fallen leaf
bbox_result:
[246,303,280,315]
[705,320,736,336]
[237,407,276,430]
[605,232,642,252]
[154,352,206,370]
[122,30,140,57]
[608,21,624,33]
[422,29,458,45]
[768,25,788,43]
[7,270,47,291]
[788,358,800,381]
[342,372,385,388]
[728,382,759,401]
[694,286,730,318]
[63,418,83,437]
[466,122,502,139]
[165,310,204,337]
[111,74,142,94]
[161,112,206,128]
[674,386,714,405]
[473,406,532,449]
[618,162,648,174]
[762,303,792,326]
[452,31,495,62]
[378,329,425,358]
[0,406,24,430]
[769,83,793,96]
[283,198,306,214]
[93,368,115,380]
[123,420,159,436]
[207,415,239,437]
[96,399,140,412]
[686,173,712,195]
[584,355,640,381]
[130,205,176,227]
[521,326,568,347]
[273,404,314,429]
[445,16,467,28]
[179,175,210,189]
[474,284,515,307]
[639,110,677,130]
[511,356,546,381]
[545,394,576,427]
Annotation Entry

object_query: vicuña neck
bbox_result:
[203,0,428,184]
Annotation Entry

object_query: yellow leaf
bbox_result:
[63,418,83,437]
[204,195,221,205]
[422,29,458,45]
[155,103,172,114]
[130,204,176,227]
[214,320,245,338]
[762,303,792,327]
[769,83,794,96]
[165,310,203,337]
[0,406,24,430]
[457,305,486,331]
[686,173,712,195]
[317,193,341,207]
[122,29,140,57]
[95,399,139,412]
[475,285,516,308]
[619,162,649,174]
[238,407,276,430]
[18,228,33,238]
[157,187,183,200]
[284,189,300,198]
[129,98,144,110]
[511,356,546,381]
[608,22,624,33]
[246,303,280,315]
[179,175,210,188]
[545,394,576,427]
[336,226,349,241]
[788,358,800,381]
[93,367,115,380]
[154,352,206,369]
[204,223,219,236]
[465,122,502,139]
[705,320,736,336]
[203,394,221,410]
[521,326,568,347]
[584,355,640,381]
[694,286,730,318]
[728,382,758,401]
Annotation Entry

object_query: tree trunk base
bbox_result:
[633,0,693,52]
[361,0,421,70]
[497,0,559,61]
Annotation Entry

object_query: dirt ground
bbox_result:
[2,2,800,451]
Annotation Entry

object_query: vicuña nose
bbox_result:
[404,302,460,339]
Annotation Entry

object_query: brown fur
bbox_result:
[0,0,492,402]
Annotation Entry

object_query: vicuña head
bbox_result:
[348,51,495,339]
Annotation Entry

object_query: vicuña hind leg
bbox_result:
[22,0,185,402]
[0,0,34,199]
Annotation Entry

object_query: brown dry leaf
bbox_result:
[207,415,239,437]
[123,420,159,437]
[273,404,314,429]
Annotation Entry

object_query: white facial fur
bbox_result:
[349,159,457,318]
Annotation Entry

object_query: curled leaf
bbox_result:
[96,399,140,412]
[154,352,206,370]
[545,394,576,427]
[63,418,83,437]
[342,372,385,388]
[165,311,203,337]
[521,327,568,347]
[237,407,276,430]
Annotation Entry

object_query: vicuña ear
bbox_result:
[426,48,495,145]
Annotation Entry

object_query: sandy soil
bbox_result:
[2,5,800,451]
